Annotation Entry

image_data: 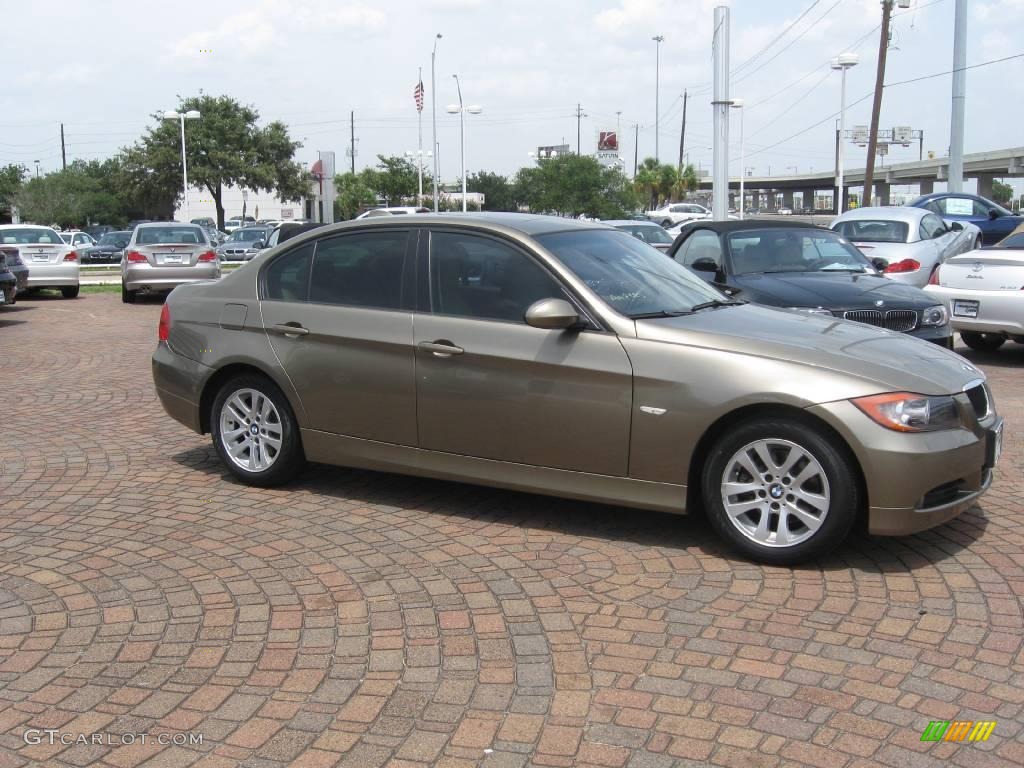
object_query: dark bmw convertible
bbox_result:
[668,220,952,347]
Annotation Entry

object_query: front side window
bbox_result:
[920,215,947,240]
[264,242,314,302]
[536,229,724,318]
[430,231,566,322]
[677,230,723,269]
[309,231,408,309]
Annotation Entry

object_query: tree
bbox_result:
[467,171,515,211]
[0,164,25,222]
[634,158,660,210]
[992,179,1013,205]
[13,161,126,227]
[334,172,378,220]
[512,154,638,218]
[367,155,419,206]
[135,95,308,229]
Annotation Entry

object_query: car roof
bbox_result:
[0,224,55,230]
[604,220,660,227]
[136,221,203,228]
[679,219,824,234]
[348,212,613,236]
[833,206,926,224]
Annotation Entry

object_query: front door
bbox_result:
[414,229,633,476]
[259,230,419,446]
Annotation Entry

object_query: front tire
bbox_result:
[61,286,79,299]
[210,373,305,487]
[701,417,858,564]
[960,331,1005,352]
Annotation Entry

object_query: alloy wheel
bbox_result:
[219,388,284,472]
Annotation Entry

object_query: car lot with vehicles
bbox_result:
[81,229,131,263]
[121,222,220,303]
[217,225,272,260]
[670,220,954,347]
[0,224,80,298]
[831,206,980,287]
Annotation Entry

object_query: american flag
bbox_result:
[414,79,424,112]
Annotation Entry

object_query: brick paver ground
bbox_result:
[1,292,1022,768]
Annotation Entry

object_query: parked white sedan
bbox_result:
[0,224,80,298]
[831,206,980,288]
[645,202,710,228]
[924,224,1024,352]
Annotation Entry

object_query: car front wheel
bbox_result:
[960,331,1005,352]
[210,374,305,486]
[701,417,858,564]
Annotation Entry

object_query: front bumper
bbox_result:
[152,341,213,434]
[124,262,221,291]
[907,323,954,348]
[924,285,1024,336]
[807,400,1001,536]
[25,262,80,288]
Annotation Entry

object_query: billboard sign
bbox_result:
[598,131,618,151]
[536,144,570,159]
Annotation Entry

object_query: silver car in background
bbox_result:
[217,226,272,261]
[121,223,220,304]
[831,206,980,288]
[0,224,80,298]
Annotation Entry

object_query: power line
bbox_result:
[731,0,822,78]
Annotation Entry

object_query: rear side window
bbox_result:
[920,215,947,240]
[309,231,408,309]
[264,242,314,302]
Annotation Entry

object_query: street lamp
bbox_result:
[163,109,201,222]
[447,74,482,212]
[652,35,664,162]
[431,33,442,212]
[831,53,859,213]
[730,99,744,218]
[405,149,433,205]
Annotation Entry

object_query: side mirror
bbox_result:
[690,258,720,273]
[524,298,582,330]
[988,209,1000,220]
[950,221,963,231]
[871,257,888,272]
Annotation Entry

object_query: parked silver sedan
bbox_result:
[0,224,80,298]
[121,223,220,303]
[831,206,980,288]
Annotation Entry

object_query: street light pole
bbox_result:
[831,54,858,213]
[163,109,201,222]
[431,33,442,212]
[731,99,744,219]
[448,76,482,213]
[652,35,664,163]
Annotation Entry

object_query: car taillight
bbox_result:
[158,303,170,342]
[64,251,79,262]
[884,258,921,274]
[126,250,146,263]
[928,266,941,285]
[197,250,217,262]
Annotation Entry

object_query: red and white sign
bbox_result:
[598,131,618,151]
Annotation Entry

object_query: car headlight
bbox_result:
[852,392,961,432]
[789,307,833,316]
[920,304,949,327]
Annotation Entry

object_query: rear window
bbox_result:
[832,220,908,243]
[0,228,65,244]
[997,233,1024,249]
[134,227,207,245]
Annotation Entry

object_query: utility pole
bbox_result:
[711,6,730,221]
[633,124,639,177]
[948,0,967,192]
[652,35,664,162]
[576,103,585,154]
[60,123,66,170]
[677,89,687,171]
[350,111,355,174]
[863,0,893,208]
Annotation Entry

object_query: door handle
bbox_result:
[418,340,464,357]
[270,323,309,337]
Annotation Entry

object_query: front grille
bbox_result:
[843,308,918,332]
[965,383,989,419]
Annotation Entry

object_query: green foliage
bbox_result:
[992,179,1013,205]
[334,172,378,220]
[369,155,419,206]
[467,171,515,211]
[512,154,637,218]
[0,164,26,220]
[137,95,308,229]
[633,158,696,209]
[14,160,128,228]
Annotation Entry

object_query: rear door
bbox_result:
[259,229,418,445]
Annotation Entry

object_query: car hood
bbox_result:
[635,303,981,396]
[732,271,936,309]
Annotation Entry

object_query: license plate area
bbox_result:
[953,299,979,318]
[163,256,182,264]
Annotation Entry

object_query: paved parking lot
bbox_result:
[1,292,1023,768]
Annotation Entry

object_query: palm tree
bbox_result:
[633,157,660,210]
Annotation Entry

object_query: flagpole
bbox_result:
[418,67,424,207]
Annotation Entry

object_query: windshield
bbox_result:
[728,228,876,275]
[0,228,66,245]
[536,229,726,317]
[228,228,269,243]
[832,220,909,243]
[99,232,130,246]
[617,224,674,245]
[134,226,207,245]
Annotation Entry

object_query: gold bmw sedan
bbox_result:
[151,214,1002,564]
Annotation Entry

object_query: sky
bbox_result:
[3,0,1023,195]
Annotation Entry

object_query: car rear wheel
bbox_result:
[210,374,305,487]
[121,283,136,304]
[61,286,79,299]
[960,331,1005,352]
[701,417,858,564]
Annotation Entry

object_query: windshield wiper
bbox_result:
[628,309,694,319]
[689,299,745,312]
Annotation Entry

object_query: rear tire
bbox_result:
[210,373,305,487]
[61,286,79,299]
[121,283,136,304]
[960,331,1005,352]
[701,417,858,564]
